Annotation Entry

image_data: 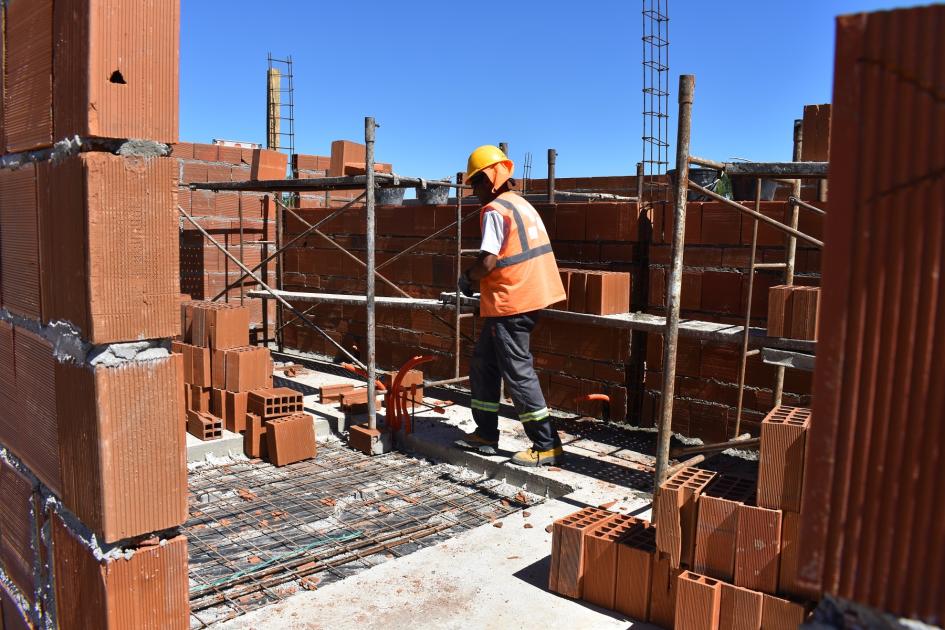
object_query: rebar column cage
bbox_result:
[642,0,670,204]
[267,54,295,157]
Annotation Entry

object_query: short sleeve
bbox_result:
[479,210,507,256]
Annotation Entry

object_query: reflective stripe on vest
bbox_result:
[490,198,553,268]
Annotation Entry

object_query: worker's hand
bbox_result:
[458,271,474,297]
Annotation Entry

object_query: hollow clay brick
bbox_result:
[582,514,641,610]
[329,140,366,177]
[548,507,618,598]
[648,553,680,629]
[3,0,53,152]
[615,520,656,621]
[674,571,721,630]
[56,356,188,543]
[0,166,43,320]
[51,514,189,630]
[251,149,288,180]
[734,504,782,593]
[694,474,757,581]
[243,413,267,459]
[224,391,250,433]
[52,0,179,143]
[187,410,221,441]
[319,383,354,405]
[655,467,717,568]
[41,153,180,343]
[265,413,316,466]
[758,406,810,512]
[247,387,303,420]
[760,593,806,630]
[0,460,41,609]
[719,582,763,630]
[567,271,588,313]
[585,272,631,315]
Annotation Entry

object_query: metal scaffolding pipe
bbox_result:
[654,74,695,494]
[787,195,826,216]
[178,206,366,370]
[547,149,557,203]
[365,117,378,430]
[687,180,823,248]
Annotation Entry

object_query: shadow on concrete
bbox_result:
[511,555,633,625]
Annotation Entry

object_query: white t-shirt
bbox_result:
[480,210,508,256]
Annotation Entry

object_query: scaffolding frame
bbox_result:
[652,74,826,487]
[188,102,820,488]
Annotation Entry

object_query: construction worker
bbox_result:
[454,145,567,467]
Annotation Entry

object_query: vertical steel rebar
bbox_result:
[547,149,556,203]
[733,178,762,437]
[773,120,803,406]
[653,74,694,493]
[454,172,463,379]
[365,117,377,430]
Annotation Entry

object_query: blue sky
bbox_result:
[181,1,919,178]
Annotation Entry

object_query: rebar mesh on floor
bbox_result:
[186,442,540,628]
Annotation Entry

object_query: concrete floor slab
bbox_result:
[193,358,668,628]
[214,493,658,630]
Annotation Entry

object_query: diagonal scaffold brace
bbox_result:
[178,205,368,370]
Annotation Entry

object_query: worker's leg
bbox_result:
[492,313,559,451]
[467,318,501,442]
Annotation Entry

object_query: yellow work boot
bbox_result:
[453,431,499,455]
[510,445,564,467]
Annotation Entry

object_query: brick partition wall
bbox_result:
[0,1,188,628]
[281,192,823,439]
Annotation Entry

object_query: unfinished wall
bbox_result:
[174,141,279,329]
[0,0,188,627]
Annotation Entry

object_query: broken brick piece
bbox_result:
[734,504,782,592]
[758,406,811,512]
[548,506,617,599]
[187,410,222,441]
[348,423,384,456]
[264,413,316,466]
[655,467,717,568]
[582,514,641,610]
[615,520,656,621]
[674,571,722,630]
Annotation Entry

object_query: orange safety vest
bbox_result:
[479,192,566,317]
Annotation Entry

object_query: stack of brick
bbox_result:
[0,1,188,627]
[556,269,631,315]
[798,6,945,623]
[766,285,821,340]
[244,387,315,467]
[175,300,276,439]
[549,411,816,629]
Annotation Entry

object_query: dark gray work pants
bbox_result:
[469,312,559,450]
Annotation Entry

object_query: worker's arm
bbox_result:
[466,252,497,281]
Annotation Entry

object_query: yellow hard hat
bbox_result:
[465,145,513,184]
